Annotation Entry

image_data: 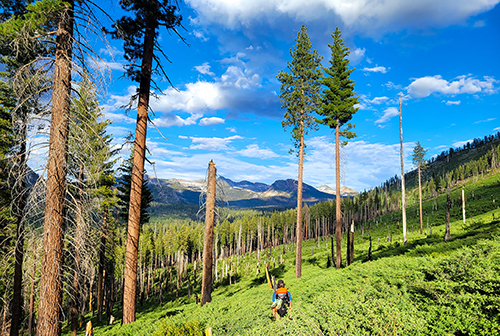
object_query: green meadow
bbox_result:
[68,170,500,336]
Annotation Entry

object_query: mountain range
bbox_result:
[144,175,358,209]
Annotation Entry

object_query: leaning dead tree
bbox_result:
[201,160,216,306]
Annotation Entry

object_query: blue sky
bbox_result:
[94,0,500,192]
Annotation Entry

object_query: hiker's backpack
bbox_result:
[275,288,290,317]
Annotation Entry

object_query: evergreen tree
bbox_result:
[317,27,359,269]
[108,0,184,323]
[67,75,118,335]
[412,141,427,235]
[116,154,153,228]
[277,25,322,278]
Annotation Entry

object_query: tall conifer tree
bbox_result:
[108,0,183,323]
[277,25,322,278]
[412,141,427,235]
[317,27,359,269]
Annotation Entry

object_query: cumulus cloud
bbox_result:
[185,135,244,151]
[185,0,499,37]
[407,75,497,98]
[152,113,203,127]
[237,144,280,159]
[362,66,389,73]
[226,127,237,133]
[194,62,215,76]
[349,47,366,64]
[375,107,399,124]
[199,117,225,126]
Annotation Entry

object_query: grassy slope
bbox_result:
[69,169,500,336]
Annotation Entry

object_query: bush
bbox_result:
[153,319,204,336]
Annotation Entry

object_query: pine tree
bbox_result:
[412,141,427,235]
[317,27,359,269]
[108,0,184,323]
[67,75,118,335]
[277,25,322,278]
[116,154,153,228]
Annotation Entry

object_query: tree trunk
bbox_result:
[36,2,74,335]
[349,220,354,265]
[418,165,423,234]
[295,125,304,278]
[10,123,27,336]
[335,122,342,268]
[399,96,407,245]
[444,185,452,241]
[27,260,36,336]
[97,208,108,322]
[201,161,216,306]
[462,188,466,224]
[122,11,157,325]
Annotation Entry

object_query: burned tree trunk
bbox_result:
[37,2,74,335]
[201,161,216,306]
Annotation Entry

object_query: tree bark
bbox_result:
[37,2,74,335]
[295,124,304,278]
[122,11,157,325]
[201,161,216,306]
[335,122,342,268]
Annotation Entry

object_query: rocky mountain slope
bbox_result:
[145,175,358,208]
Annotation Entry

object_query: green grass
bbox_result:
[64,170,500,335]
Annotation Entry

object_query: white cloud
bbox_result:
[226,127,237,133]
[494,127,500,131]
[474,118,496,124]
[473,20,486,27]
[237,144,280,159]
[187,135,244,151]
[453,139,473,148]
[444,100,461,105]
[362,66,389,73]
[384,81,403,90]
[368,96,389,104]
[186,0,499,37]
[192,29,209,41]
[152,113,203,127]
[349,47,365,64]
[194,62,215,76]
[375,107,399,124]
[407,75,497,98]
[199,117,225,126]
